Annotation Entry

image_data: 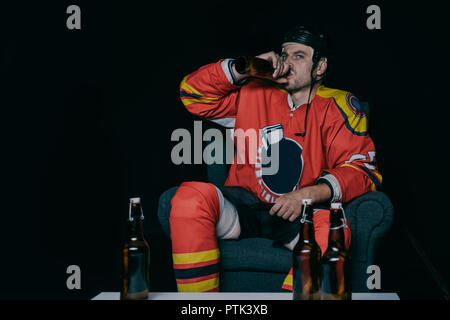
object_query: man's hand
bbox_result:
[269,184,332,222]
[256,51,290,83]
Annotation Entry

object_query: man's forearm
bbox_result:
[270,183,333,221]
[299,183,332,204]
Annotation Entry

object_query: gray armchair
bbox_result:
[158,101,393,292]
[158,185,393,292]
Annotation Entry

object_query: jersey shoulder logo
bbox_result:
[317,86,368,136]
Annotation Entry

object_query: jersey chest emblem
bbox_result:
[254,124,303,202]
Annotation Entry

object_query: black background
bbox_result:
[1,0,449,300]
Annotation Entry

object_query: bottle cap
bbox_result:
[302,199,312,205]
[129,197,141,204]
[331,202,342,209]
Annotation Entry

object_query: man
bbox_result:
[170,26,382,292]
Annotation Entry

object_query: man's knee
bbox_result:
[169,181,221,258]
[170,181,220,222]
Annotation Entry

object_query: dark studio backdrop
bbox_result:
[1,0,449,300]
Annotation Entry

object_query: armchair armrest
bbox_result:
[344,191,394,291]
[157,186,179,238]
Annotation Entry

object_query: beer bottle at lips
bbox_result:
[320,202,352,300]
[233,56,274,79]
[293,199,322,300]
[120,197,150,300]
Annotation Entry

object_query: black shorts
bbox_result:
[218,186,301,245]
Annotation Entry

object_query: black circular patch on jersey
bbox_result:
[261,137,303,194]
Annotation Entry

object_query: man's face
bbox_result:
[280,42,315,93]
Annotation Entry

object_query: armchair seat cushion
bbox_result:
[218,238,291,274]
[218,238,291,292]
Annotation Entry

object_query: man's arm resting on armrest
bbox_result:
[269,183,332,222]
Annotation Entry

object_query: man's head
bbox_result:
[280,26,333,93]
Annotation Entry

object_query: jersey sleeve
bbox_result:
[317,93,382,203]
[180,59,242,127]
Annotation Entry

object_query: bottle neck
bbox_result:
[128,203,145,239]
[299,205,315,242]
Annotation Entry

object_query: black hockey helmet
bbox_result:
[281,25,334,71]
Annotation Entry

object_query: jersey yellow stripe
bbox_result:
[339,163,362,171]
[347,114,367,134]
[172,248,220,265]
[275,86,288,94]
[181,97,220,106]
[372,171,383,184]
[283,274,293,287]
[176,277,219,292]
[180,76,203,97]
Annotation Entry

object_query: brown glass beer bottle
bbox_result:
[320,202,351,300]
[293,199,322,300]
[233,56,274,78]
[120,197,150,300]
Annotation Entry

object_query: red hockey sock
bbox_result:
[170,181,221,292]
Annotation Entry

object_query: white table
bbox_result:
[92,292,399,300]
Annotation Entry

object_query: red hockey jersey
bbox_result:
[179,59,382,203]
